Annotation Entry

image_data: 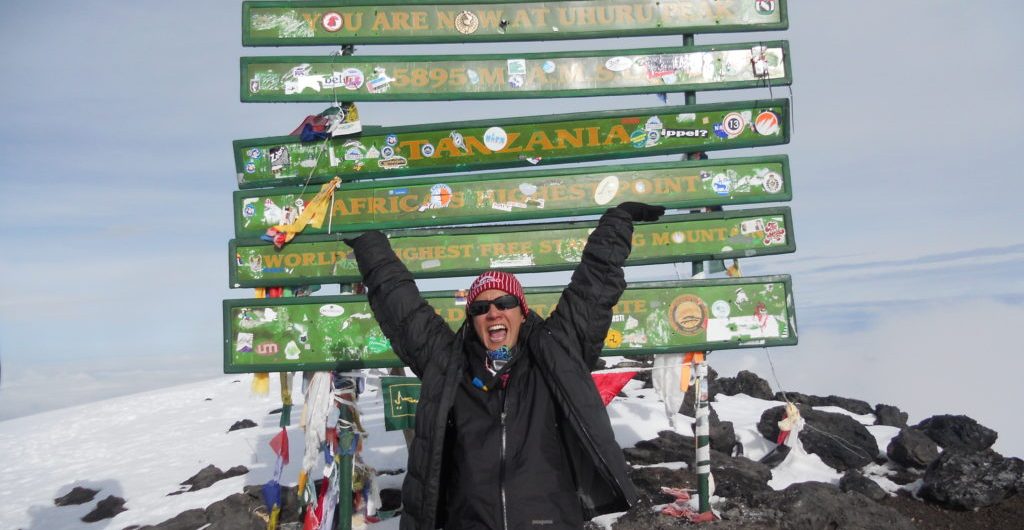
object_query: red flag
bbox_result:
[269,428,290,465]
[591,371,637,406]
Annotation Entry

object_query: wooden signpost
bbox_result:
[229,0,798,524]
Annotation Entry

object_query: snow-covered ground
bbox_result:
[0,371,907,530]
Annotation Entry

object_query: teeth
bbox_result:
[488,325,507,331]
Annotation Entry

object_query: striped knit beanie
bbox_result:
[467,270,528,316]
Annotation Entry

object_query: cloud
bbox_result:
[0,353,223,421]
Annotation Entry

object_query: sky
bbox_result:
[1,1,1022,455]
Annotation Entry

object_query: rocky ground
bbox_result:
[54,368,1023,529]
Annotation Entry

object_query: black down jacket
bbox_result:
[349,207,640,529]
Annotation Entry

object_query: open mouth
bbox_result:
[487,324,508,344]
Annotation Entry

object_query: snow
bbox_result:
[0,372,906,529]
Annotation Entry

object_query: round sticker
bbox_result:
[763,172,783,193]
[243,203,256,218]
[341,68,364,90]
[381,146,395,159]
[669,294,708,336]
[671,231,685,244]
[594,176,619,206]
[754,111,780,136]
[244,162,256,173]
[319,304,345,317]
[519,183,538,196]
[385,134,398,146]
[712,300,731,319]
[755,0,777,15]
[429,183,453,208]
[646,130,660,147]
[321,11,344,32]
[247,148,261,159]
[634,180,647,193]
[605,56,633,72]
[712,174,731,196]
[421,143,435,158]
[630,128,647,148]
[455,10,479,34]
[467,69,480,85]
[483,127,508,152]
[542,61,556,74]
[604,329,623,348]
[721,112,746,138]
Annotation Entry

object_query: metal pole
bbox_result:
[336,393,354,530]
[683,32,712,516]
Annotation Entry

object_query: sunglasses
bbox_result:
[467,294,521,317]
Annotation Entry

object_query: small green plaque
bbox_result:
[223,275,797,372]
[381,376,420,431]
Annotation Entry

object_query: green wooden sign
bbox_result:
[243,0,787,45]
[381,376,420,431]
[230,207,794,288]
[234,156,790,238]
[234,99,790,188]
[224,275,796,373]
[241,42,790,102]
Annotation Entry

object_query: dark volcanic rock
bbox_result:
[716,370,775,400]
[228,419,257,432]
[914,414,998,451]
[175,464,249,493]
[711,450,773,502]
[624,430,695,466]
[709,420,738,455]
[920,449,1024,510]
[628,466,694,502]
[775,392,873,416]
[751,481,916,530]
[54,486,98,506]
[759,444,791,468]
[887,428,939,469]
[204,492,265,529]
[149,508,207,530]
[610,496,691,529]
[758,405,878,471]
[874,403,909,428]
[840,470,888,502]
[81,495,127,523]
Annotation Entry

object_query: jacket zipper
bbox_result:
[500,390,509,530]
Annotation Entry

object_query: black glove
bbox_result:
[341,231,371,247]
[616,202,665,222]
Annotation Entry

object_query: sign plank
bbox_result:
[230,207,795,288]
[241,42,790,102]
[224,275,797,372]
[243,0,788,45]
[234,99,790,188]
[234,156,790,238]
